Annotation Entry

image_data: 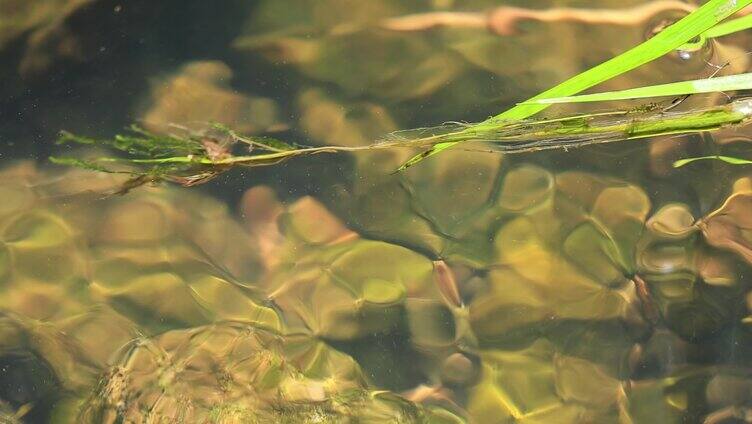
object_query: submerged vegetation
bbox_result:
[50,0,752,189]
[52,97,752,192]
[395,0,752,169]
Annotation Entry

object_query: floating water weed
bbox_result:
[397,0,752,170]
[522,73,752,105]
[50,0,752,188]
[51,97,752,191]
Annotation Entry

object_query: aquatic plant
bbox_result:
[50,98,752,192]
[396,0,752,169]
[50,0,752,189]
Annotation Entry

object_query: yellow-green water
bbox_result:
[2,0,752,423]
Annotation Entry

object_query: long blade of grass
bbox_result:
[704,12,752,38]
[679,13,752,50]
[522,72,752,104]
[398,0,752,170]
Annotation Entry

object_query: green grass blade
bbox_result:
[705,13,752,38]
[398,0,752,170]
[523,72,752,104]
[679,13,752,50]
[673,155,752,167]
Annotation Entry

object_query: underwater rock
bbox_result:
[645,204,697,239]
[95,188,265,280]
[462,166,748,346]
[247,191,469,389]
[241,0,416,32]
[466,339,624,423]
[439,352,479,388]
[239,185,287,272]
[237,0,701,115]
[403,149,503,249]
[0,208,88,321]
[0,0,94,78]
[640,256,741,342]
[626,370,703,423]
[0,164,274,335]
[140,61,286,135]
[469,170,652,345]
[697,177,752,265]
[266,235,429,340]
[0,164,467,421]
[0,165,91,321]
[256,192,444,342]
[637,196,748,341]
[294,88,503,263]
[471,214,641,343]
[297,88,398,148]
[628,328,691,379]
[87,192,279,333]
[496,164,554,213]
[625,365,752,423]
[89,254,280,333]
[0,311,100,422]
[706,373,752,410]
[53,305,138,370]
[78,321,464,423]
[283,195,356,245]
[0,152,749,424]
[466,327,745,423]
[343,146,502,265]
[235,0,462,101]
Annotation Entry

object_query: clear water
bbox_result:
[1,1,752,423]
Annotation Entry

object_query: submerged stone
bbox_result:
[466,340,622,423]
[140,61,286,135]
[697,177,752,265]
[78,322,464,424]
[469,171,654,345]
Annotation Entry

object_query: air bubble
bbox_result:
[644,12,715,71]
[677,50,693,61]
[732,99,752,117]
